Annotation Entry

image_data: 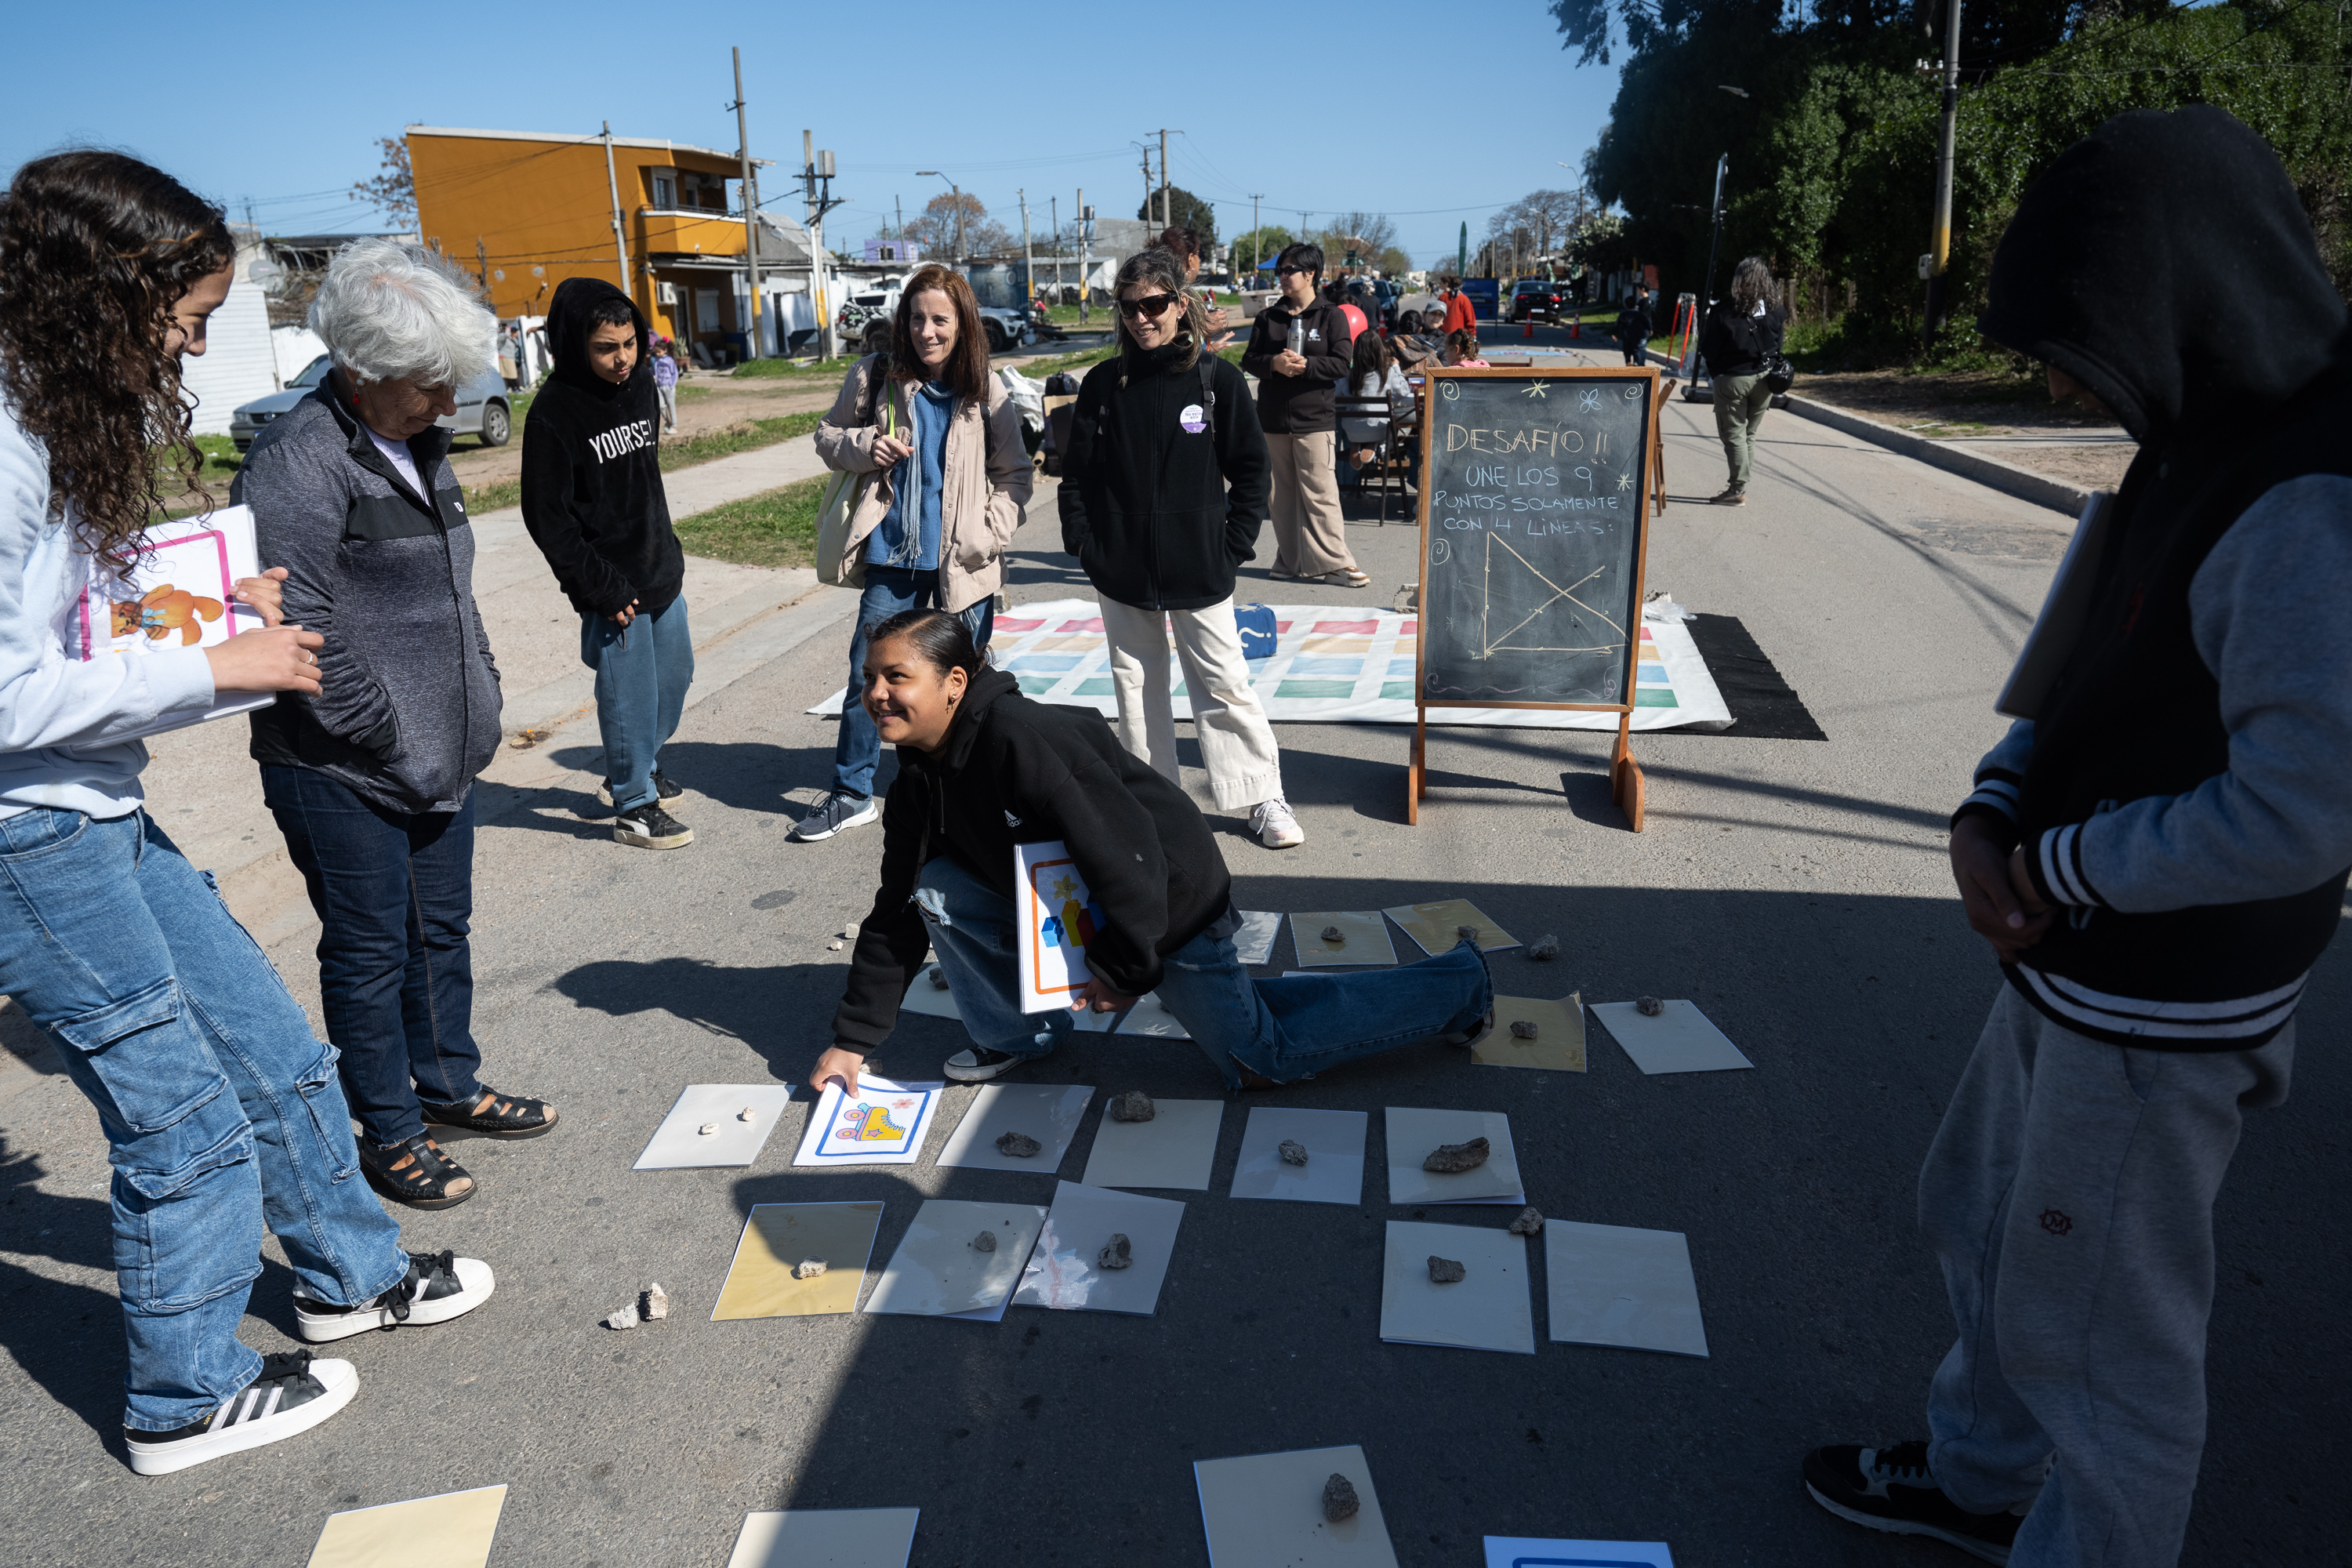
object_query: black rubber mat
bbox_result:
[1682,613,1829,741]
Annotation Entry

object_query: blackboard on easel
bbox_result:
[1408,365,1666,827]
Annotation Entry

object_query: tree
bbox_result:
[350,136,416,231]
[1376,245,1413,277]
[1229,224,1294,278]
[1138,185,1217,250]
[905,191,1011,261]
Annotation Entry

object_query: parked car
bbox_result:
[975,303,1032,355]
[230,354,513,453]
[837,283,902,355]
[1508,278,1566,324]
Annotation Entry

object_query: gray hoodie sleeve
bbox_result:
[239,435,401,755]
[2027,474,2352,911]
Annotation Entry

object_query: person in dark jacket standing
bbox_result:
[805,610,1492,1091]
[522,278,693,851]
[1060,247,1299,850]
[1241,242,1365,588]
[1615,292,1651,367]
[1802,107,2352,1568]
[1697,256,1785,505]
[238,240,557,1210]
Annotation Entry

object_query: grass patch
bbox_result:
[726,355,864,383]
[659,410,824,471]
[1017,343,1119,382]
[672,475,826,570]
[464,477,522,514]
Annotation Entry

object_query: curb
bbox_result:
[1632,343,2091,517]
[1779,393,2091,517]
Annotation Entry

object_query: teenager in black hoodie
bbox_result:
[521,278,693,849]
[1060,246,1302,850]
[1803,107,2352,1568]
[806,610,1492,1092]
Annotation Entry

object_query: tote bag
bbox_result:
[815,371,896,587]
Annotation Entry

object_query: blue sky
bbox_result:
[0,1,1624,268]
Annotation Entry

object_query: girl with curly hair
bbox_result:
[0,151,497,1476]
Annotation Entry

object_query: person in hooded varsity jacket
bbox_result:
[521,277,695,852]
[1803,107,2352,1568]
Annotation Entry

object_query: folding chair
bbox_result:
[1335,396,1414,524]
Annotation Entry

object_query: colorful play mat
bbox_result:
[809,599,1730,731]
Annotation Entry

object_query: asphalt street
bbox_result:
[1,332,2343,1566]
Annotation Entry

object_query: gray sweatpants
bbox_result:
[1921,985,2293,1567]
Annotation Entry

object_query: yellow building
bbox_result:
[408,124,808,361]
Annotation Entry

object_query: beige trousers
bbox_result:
[1263,430,1356,577]
[1098,595,1283,811]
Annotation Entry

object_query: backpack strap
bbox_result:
[1198,355,1217,419]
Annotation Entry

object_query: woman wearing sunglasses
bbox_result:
[1058,248,1305,850]
[1240,242,1367,589]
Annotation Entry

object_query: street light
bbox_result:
[1716,84,1750,98]
[916,170,962,266]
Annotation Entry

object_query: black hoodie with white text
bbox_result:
[520,278,683,617]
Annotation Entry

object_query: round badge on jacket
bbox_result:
[1178,403,1207,434]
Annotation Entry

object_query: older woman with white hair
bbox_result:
[235,238,557,1210]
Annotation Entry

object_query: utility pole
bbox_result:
[1250,193,1261,282]
[1138,146,1152,229]
[1685,153,1730,381]
[1076,187,1091,326]
[475,237,489,292]
[1158,128,1171,230]
[1050,195,1060,298]
[731,47,764,359]
[805,131,841,360]
[1923,0,1964,344]
[895,195,903,240]
[602,122,633,299]
[1018,188,1033,316]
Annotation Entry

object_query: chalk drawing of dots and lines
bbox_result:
[1475,533,1626,663]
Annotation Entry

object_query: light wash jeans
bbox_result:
[582,597,695,812]
[913,855,1490,1089]
[0,808,406,1431]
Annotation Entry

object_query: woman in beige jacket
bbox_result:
[797,263,1031,842]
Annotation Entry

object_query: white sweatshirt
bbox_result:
[0,399,215,820]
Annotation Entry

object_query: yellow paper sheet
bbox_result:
[711,1202,881,1319]
[1472,993,1585,1072]
[1381,898,1519,956]
[307,1486,507,1568]
[1288,911,1398,967]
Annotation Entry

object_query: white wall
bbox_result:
[178,280,278,435]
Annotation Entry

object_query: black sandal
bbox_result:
[361,1133,476,1210]
[419,1085,559,1139]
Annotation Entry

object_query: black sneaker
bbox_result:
[125,1351,358,1475]
[597,768,684,809]
[943,1044,1049,1083]
[1803,1441,2027,1564]
[615,801,693,849]
[293,1249,496,1343]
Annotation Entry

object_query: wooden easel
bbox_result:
[1405,364,1662,832]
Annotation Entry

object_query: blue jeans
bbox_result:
[582,597,695,811]
[832,568,994,800]
[0,808,405,1430]
[913,855,1490,1089]
[261,767,484,1149]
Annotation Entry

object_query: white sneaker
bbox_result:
[125,1352,358,1476]
[1250,797,1305,849]
[793,793,880,842]
[293,1250,495,1343]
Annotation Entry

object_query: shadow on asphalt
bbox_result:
[535,877,2352,1566]
[0,1138,129,1450]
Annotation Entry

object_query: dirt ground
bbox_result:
[1797,366,2136,492]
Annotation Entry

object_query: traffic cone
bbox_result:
[1522,318,1534,339]
[1572,310,1581,339]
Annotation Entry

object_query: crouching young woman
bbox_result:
[804,609,1494,1095]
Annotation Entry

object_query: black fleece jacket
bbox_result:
[1241,297,1354,434]
[1698,300,1785,379]
[520,278,683,617]
[830,668,1235,1053]
[1058,341,1270,611]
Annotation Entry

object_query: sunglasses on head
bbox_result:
[1118,293,1180,319]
